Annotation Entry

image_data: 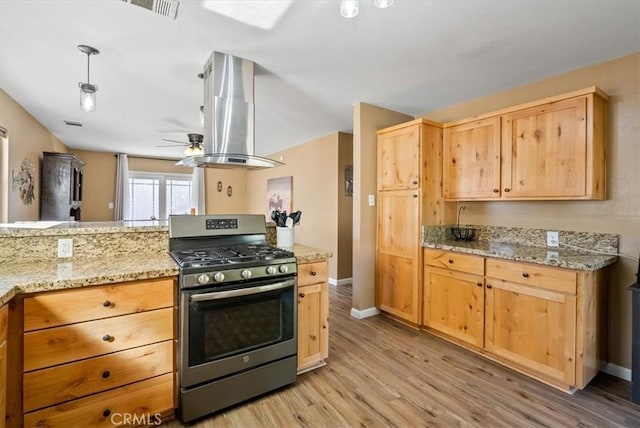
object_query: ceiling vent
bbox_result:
[122,0,179,19]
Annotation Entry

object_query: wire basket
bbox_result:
[449,226,476,241]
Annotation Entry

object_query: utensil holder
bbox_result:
[276,227,295,247]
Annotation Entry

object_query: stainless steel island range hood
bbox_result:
[178,52,283,169]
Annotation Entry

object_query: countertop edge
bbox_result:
[423,241,618,271]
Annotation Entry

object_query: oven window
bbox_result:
[188,284,294,365]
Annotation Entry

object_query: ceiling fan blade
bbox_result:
[161,138,188,144]
[156,143,187,147]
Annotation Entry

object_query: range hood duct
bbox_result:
[178,52,283,169]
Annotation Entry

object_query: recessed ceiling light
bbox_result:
[64,120,83,127]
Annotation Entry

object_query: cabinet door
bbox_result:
[423,268,484,348]
[378,124,420,190]
[443,116,501,199]
[485,279,576,385]
[0,340,6,427]
[502,97,587,198]
[297,282,328,372]
[376,190,421,323]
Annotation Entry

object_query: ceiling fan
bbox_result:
[157,133,204,156]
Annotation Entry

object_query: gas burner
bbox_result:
[170,244,294,269]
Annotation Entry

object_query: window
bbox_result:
[128,172,192,220]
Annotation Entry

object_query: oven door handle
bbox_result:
[190,280,294,302]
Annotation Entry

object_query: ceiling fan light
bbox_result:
[340,0,359,18]
[374,0,393,8]
[79,83,97,112]
[184,144,204,157]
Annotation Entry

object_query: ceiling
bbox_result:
[1,0,639,160]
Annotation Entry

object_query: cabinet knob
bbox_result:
[413,194,418,198]
[102,334,113,342]
[311,271,317,276]
[412,181,418,185]
[486,284,493,289]
[476,282,483,287]
[448,259,454,264]
[103,409,111,418]
[299,293,305,298]
[522,272,529,278]
[310,335,317,340]
[493,188,499,193]
[102,300,112,308]
[102,370,110,379]
[504,188,511,192]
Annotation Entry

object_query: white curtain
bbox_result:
[114,153,130,220]
[191,167,205,214]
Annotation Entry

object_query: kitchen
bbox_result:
[1,0,640,426]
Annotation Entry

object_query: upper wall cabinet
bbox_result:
[442,87,608,201]
[378,123,421,190]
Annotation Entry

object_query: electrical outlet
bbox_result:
[546,231,559,247]
[368,194,375,206]
[108,202,114,209]
[57,238,73,258]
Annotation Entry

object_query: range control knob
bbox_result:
[266,265,278,275]
[213,272,225,283]
[197,274,210,285]
[279,265,289,273]
[241,269,253,279]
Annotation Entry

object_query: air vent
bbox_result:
[64,120,83,127]
[122,0,179,19]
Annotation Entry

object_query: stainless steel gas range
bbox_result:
[169,214,298,423]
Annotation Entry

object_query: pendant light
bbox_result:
[374,0,394,8]
[340,0,394,18]
[78,45,99,112]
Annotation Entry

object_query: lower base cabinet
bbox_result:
[1,304,7,427]
[21,278,177,427]
[423,249,607,391]
[297,260,329,373]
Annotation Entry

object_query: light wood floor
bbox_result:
[168,284,640,427]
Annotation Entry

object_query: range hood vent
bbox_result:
[178,52,283,170]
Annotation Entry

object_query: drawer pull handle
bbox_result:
[504,188,511,192]
[103,409,111,418]
[102,370,110,379]
[311,271,317,276]
[486,284,493,289]
[102,334,113,342]
[476,282,483,287]
[522,272,529,278]
[493,188,499,193]
[448,259,454,264]
[299,293,305,298]
[102,300,112,308]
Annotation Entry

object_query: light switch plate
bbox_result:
[368,194,375,206]
[546,231,559,247]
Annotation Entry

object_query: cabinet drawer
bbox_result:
[24,341,173,413]
[485,259,576,294]
[24,278,174,331]
[424,249,484,276]
[24,373,174,428]
[0,304,7,343]
[24,307,173,372]
[298,261,328,286]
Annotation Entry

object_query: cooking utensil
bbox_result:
[289,211,302,226]
[270,210,279,223]
[278,211,288,227]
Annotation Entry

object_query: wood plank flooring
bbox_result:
[167,284,640,427]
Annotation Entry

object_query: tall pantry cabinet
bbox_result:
[376,119,453,325]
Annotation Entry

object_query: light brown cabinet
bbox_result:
[376,119,453,325]
[297,260,329,373]
[0,304,7,428]
[22,278,176,426]
[423,249,608,391]
[443,87,607,201]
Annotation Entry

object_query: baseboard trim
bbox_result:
[350,307,380,319]
[602,363,632,381]
[329,277,352,286]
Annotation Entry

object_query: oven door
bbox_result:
[180,277,297,389]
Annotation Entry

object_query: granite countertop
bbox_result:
[422,239,618,271]
[0,243,333,307]
[0,220,168,236]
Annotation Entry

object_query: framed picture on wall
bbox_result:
[266,176,292,220]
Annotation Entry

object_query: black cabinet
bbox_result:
[40,152,85,221]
